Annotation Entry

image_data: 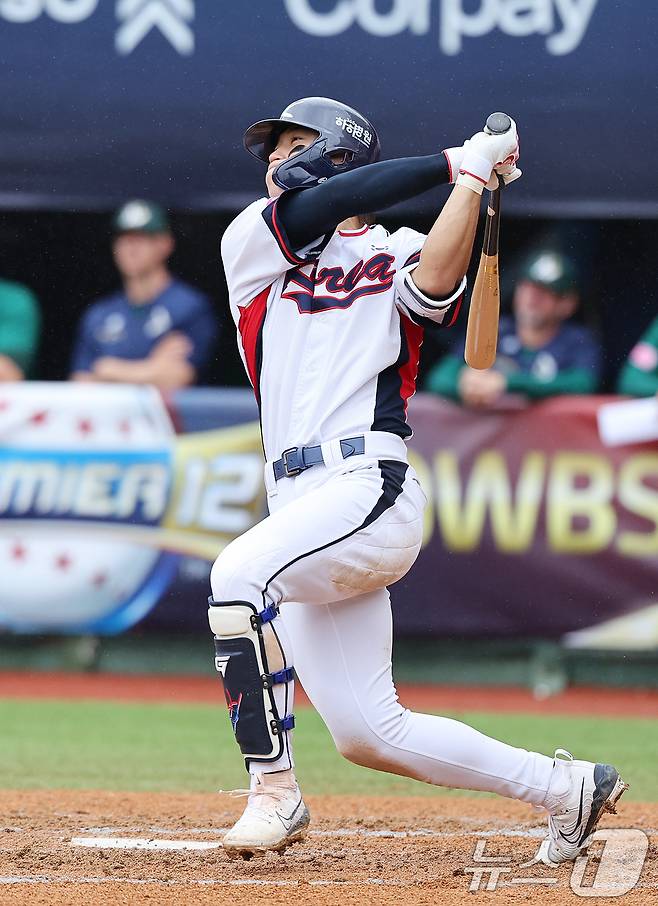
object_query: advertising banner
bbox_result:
[399,394,658,640]
[0,383,263,634]
[0,1,654,216]
[1,383,656,640]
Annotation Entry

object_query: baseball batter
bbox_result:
[211,97,626,863]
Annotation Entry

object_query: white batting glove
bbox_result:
[456,119,520,195]
[485,163,523,190]
[445,145,522,191]
[443,127,521,190]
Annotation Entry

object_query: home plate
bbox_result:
[71,837,222,852]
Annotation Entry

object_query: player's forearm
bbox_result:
[412,185,481,297]
[279,153,450,248]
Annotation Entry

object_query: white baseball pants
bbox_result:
[210,433,555,808]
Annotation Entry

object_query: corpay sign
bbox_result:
[284,0,600,55]
[0,0,652,215]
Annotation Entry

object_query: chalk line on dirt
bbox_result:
[0,875,422,888]
[71,836,221,851]
[6,875,657,892]
[71,825,546,848]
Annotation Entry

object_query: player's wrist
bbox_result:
[455,172,487,196]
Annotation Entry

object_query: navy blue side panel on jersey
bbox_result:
[371,325,409,438]
[371,316,423,439]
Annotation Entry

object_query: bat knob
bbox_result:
[485,112,512,135]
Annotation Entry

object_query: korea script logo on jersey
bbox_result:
[282,253,396,314]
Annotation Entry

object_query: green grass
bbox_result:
[1,699,655,800]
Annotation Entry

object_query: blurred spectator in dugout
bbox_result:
[425,250,601,408]
[70,200,217,390]
[617,316,658,396]
[0,277,40,381]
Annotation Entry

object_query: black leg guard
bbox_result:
[208,597,294,764]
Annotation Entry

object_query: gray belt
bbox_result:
[272,435,365,481]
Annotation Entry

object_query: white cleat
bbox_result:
[540,749,628,865]
[221,770,310,860]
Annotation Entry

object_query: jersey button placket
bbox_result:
[288,312,324,437]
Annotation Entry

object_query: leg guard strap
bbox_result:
[276,714,296,732]
[208,596,294,764]
[263,667,295,689]
[255,603,279,626]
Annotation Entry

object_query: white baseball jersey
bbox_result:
[221,196,465,460]
[214,195,557,808]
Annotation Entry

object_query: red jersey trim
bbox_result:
[443,149,454,183]
[338,224,370,237]
[237,286,270,404]
[402,249,422,269]
[398,313,424,415]
[445,292,464,327]
[262,200,306,266]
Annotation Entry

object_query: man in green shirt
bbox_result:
[425,251,601,408]
[617,318,658,396]
[0,278,41,380]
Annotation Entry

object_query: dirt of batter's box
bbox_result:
[0,790,655,906]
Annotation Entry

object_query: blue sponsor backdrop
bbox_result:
[1,1,654,216]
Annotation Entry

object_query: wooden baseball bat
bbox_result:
[464,112,511,370]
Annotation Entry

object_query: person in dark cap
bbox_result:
[70,200,217,389]
[425,250,601,408]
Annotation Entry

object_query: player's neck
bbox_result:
[124,268,172,305]
[337,215,365,233]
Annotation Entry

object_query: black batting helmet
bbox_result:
[243,97,381,191]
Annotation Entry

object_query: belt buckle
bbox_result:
[281,447,304,477]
